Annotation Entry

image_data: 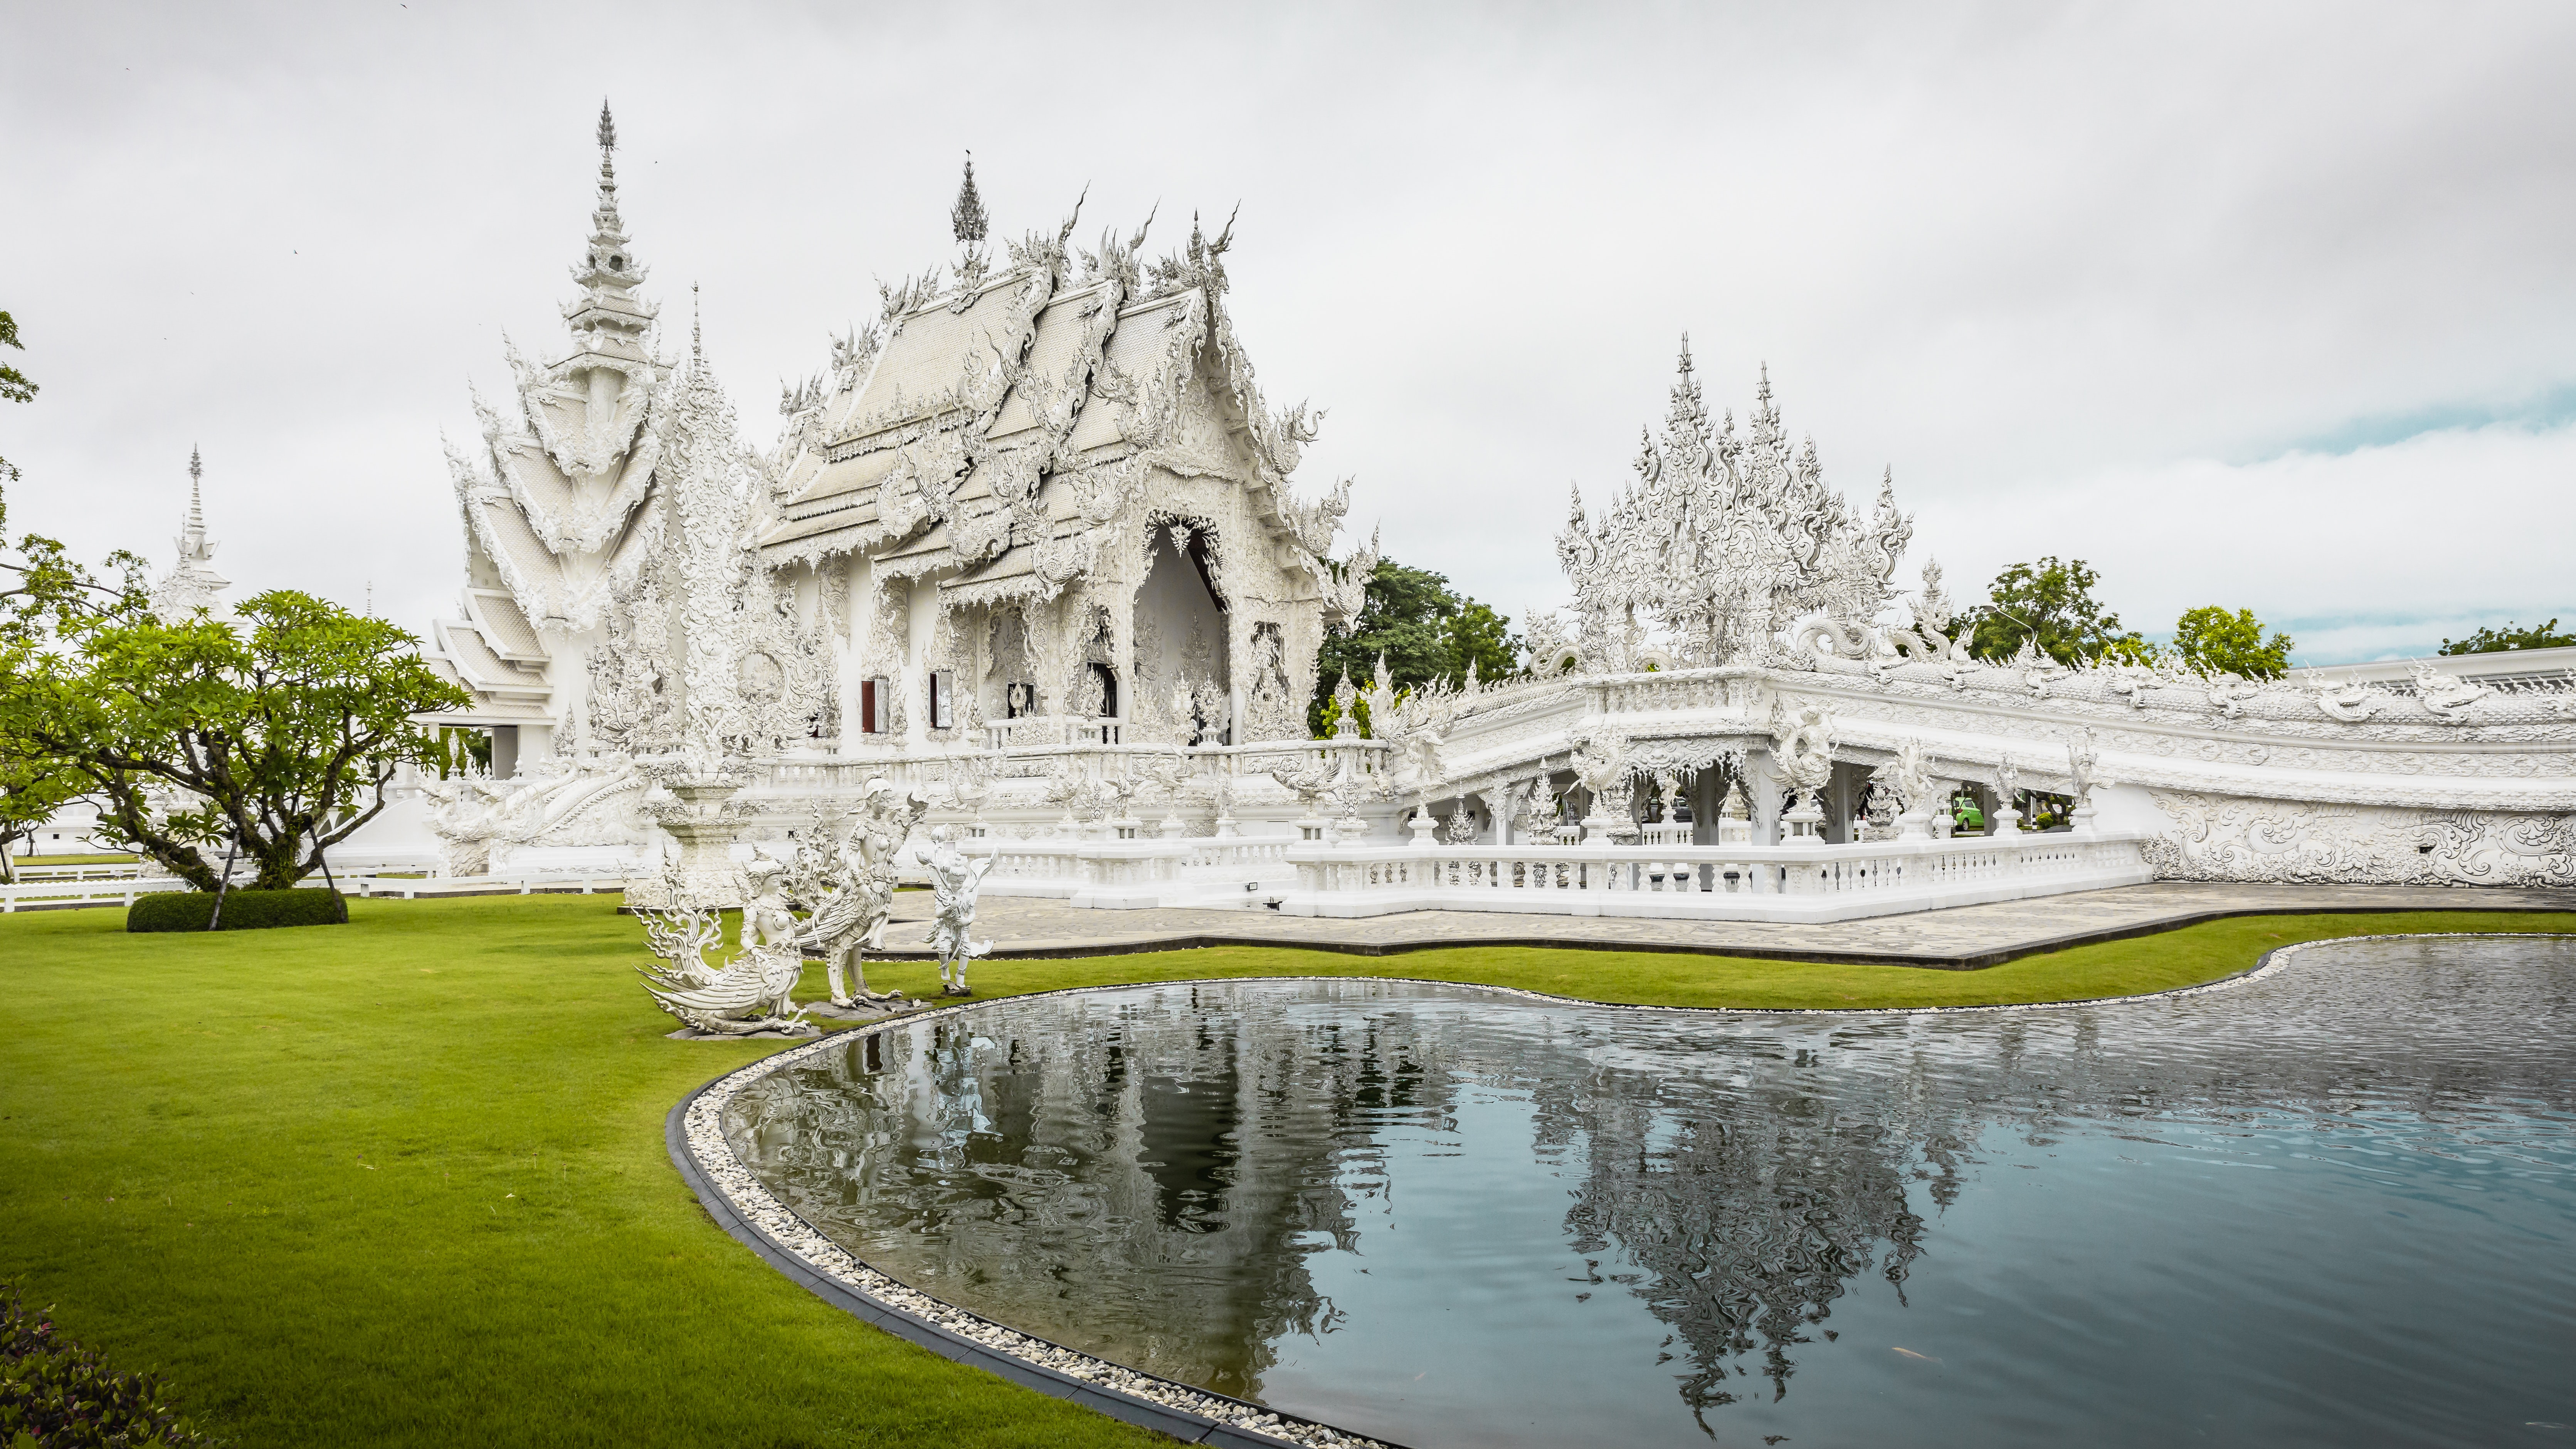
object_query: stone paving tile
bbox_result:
[870,883,2576,969]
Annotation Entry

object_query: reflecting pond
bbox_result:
[723,938,2576,1448]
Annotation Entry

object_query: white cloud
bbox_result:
[3,3,2571,664]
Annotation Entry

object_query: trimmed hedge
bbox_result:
[128,888,347,933]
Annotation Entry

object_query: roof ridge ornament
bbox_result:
[950,151,992,293]
[952,151,990,247]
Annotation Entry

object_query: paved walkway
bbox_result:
[869,883,2576,970]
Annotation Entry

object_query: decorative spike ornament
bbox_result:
[951,152,989,247]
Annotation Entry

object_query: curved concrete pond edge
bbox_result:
[665,932,2561,1448]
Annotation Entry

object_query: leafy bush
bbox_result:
[2172,605,2294,679]
[0,1281,219,1446]
[127,889,345,933]
[2440,617,2576,655]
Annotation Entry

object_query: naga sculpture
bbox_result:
[636,862,814,1037]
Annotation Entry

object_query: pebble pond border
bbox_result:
[666,933,2561,1448]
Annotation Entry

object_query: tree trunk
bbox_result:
[95,781,220,891]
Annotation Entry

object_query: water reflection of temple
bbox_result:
[726,956,2576,1421]
[729,987,1468,1398]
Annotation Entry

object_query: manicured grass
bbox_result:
[888,909,2576,1011]
[3,895,2570,1447]
[5,851,136,867]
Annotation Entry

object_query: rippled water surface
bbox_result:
[725,938,2576,1448]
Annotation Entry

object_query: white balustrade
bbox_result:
[963,832,1301,909]
[1274,833,2151,924]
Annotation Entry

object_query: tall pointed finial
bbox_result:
[591,99,620,222]
[1678,331,1694,373]
[563,99,654,358]
[690,281,702,361]
[173,445,218,568]
[951,151,989,247]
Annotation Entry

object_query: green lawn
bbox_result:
[4,895,2570,1447]
[5,851,137,871]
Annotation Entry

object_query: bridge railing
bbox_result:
[1274,832,2151,923]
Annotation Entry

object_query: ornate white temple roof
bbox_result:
[760,190,1352,617]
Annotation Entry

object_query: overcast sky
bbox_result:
[6,2,2572,664]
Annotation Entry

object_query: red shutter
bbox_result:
[860,679,877,734]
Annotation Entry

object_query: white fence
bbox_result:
[0,876,207,913]
[974,835,1299,909]
[951,830,2149,921]
[1273,834,2152,924]
[5,833,2147,926]
[340,870,635,899]
[0,867,637,912]
[7,861,153,882]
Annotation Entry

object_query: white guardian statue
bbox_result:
[920,826,995,997]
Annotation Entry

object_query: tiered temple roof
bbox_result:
[763,198,1357,622]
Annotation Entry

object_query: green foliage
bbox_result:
[0,309,32,490]
[2172,605,2294,679]
[1,590,471,890]
[2,1280,219,1446]
[128,888,347,933]
[427,725,491,779]
[0,754,87,882]
[1947,557,2157,667]
[1311,560,1522,735]
[2440,617,2576,655]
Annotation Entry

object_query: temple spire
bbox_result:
[152,446,227,620]
[562,99,654,362]
[182,445,208,552]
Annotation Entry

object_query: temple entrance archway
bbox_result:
[1134,521,1231,744]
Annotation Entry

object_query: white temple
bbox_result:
[390,109,2576,911]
